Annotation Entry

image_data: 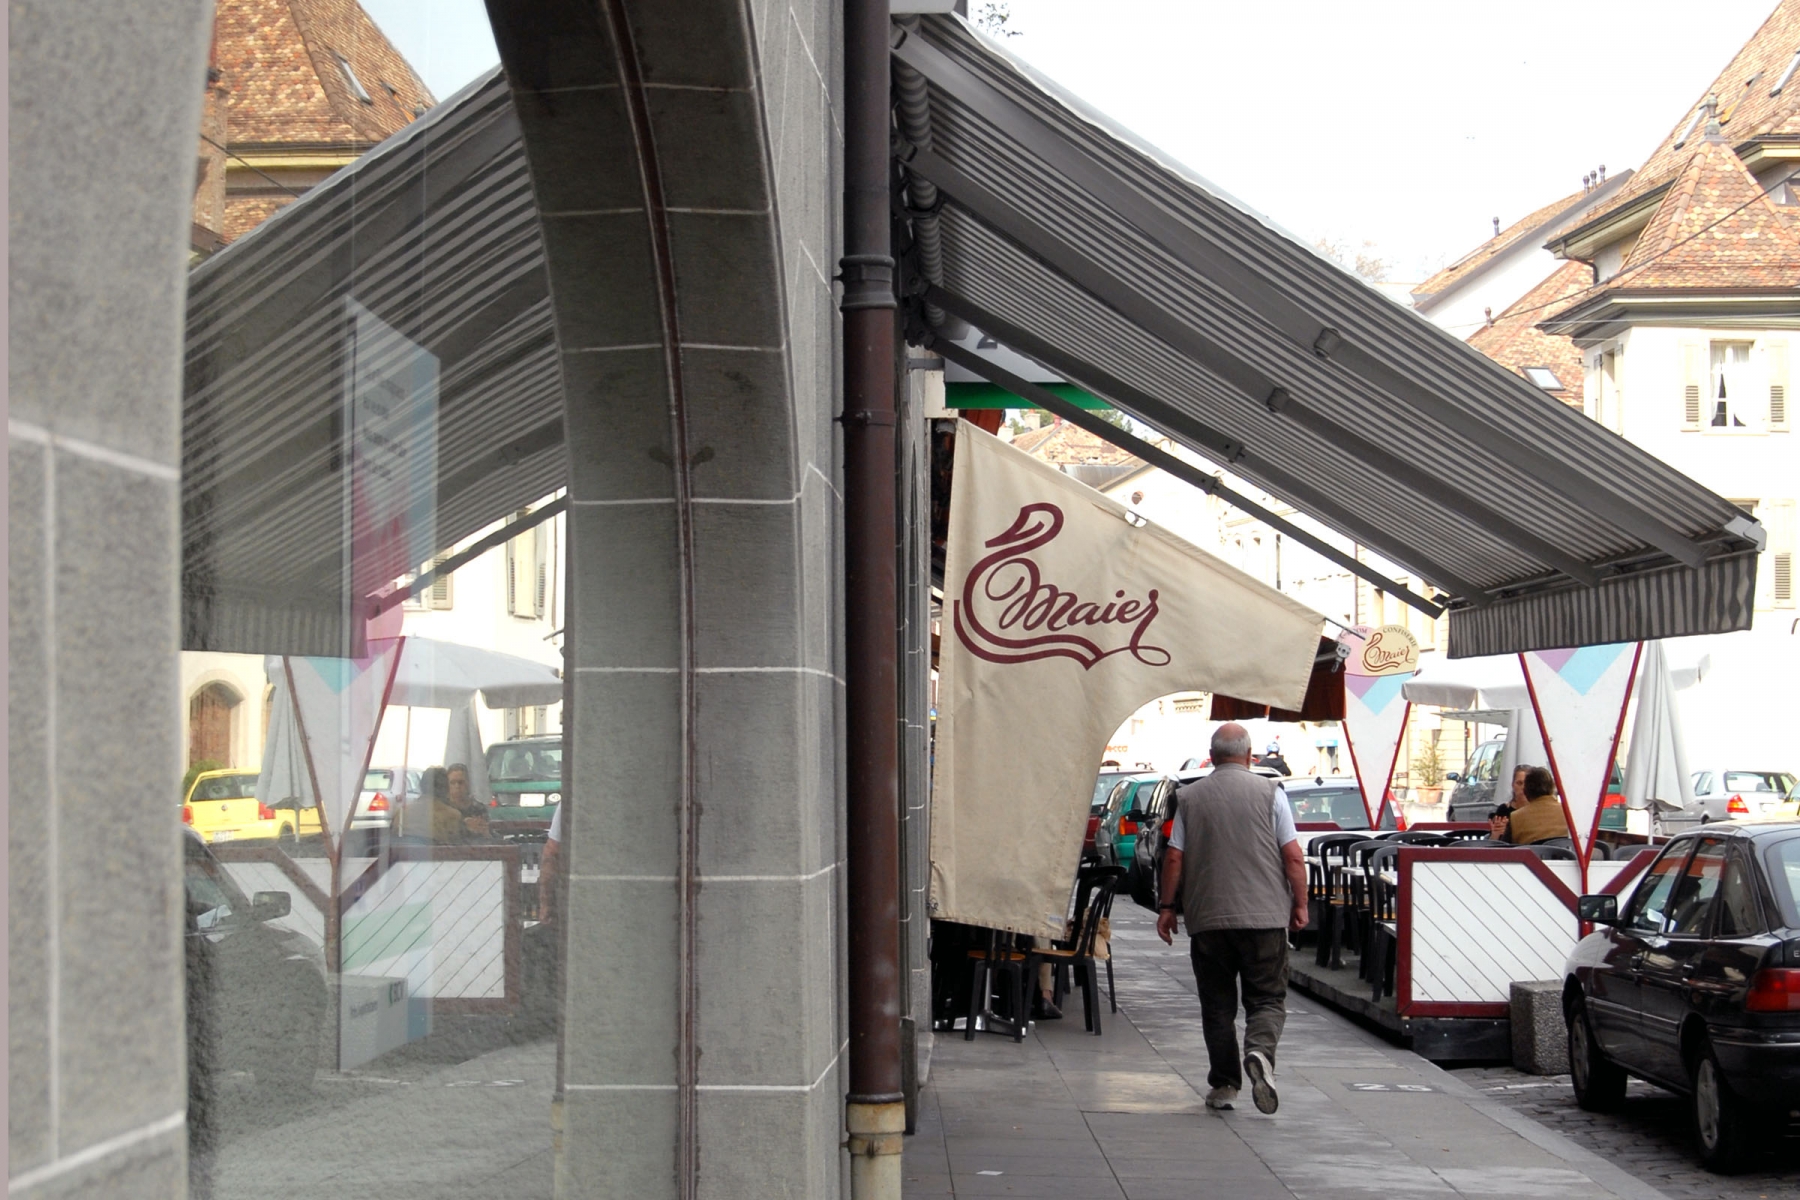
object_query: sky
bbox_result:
[362,0,1779,279]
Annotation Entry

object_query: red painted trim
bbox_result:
[1406,822,1488,831]
[211,843,332,913]
[1394,845,1582,1017]
[1295,821,1345,831]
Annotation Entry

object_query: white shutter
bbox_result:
[1769,340,1790,432]
[1681,341,1703,430]
[1769,500,1796,609]
[534,523,548,618]
[506,536,520,616]
[428,568,452,609]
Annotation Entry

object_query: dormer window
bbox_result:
[335,53,373,104]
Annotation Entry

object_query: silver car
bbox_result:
[1678,768,1797,825]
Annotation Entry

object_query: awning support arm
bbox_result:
[890,28,1711,572]
[898,142,1606,588]
[370,496,568,618]
[924,284,1496,605]
[928,335,1445,619]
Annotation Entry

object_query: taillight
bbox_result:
[368,792,389,814]
[258,801,274,821]
[1745,968,1800,1012]
[489,797,499,807]
[1727,794,1749,816]
[1119,819,1138,835]
[182,804,194,825]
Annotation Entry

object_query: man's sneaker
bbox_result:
[1204,1086,1238,1110]
[1244,1051,1278,1114]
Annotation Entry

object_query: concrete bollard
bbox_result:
[1509,980,1568,1075]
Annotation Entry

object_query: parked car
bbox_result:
[485,735,563,826]
[1673,768,1800,826]
[1563,822,1800,1172]
[1086,769,1135,857]
[1447,738,1628,829]
[1282,776,1373,829]
[184,829,327,1098]
[183,768,320,848]
[354,766,417,831]
[1093,773,1177,874]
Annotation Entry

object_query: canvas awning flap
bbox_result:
[892,15,1760,655]
[263,636,563,711]
[183,69,564,657]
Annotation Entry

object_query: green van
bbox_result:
[484,736,562,826]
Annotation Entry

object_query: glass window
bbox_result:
[1624,841,1694,933]
[1709,341,1758,429]
[1714,850,1763,936]
[1666,838,1727,936]
[1766,837,1800,928]
[1693,771,1714,794]
[1723,771,1776,793]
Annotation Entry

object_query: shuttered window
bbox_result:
[506,513,548,620]
[1769,339,1790,432]
[1768,499,1796,609]
[1681,341,1703,430]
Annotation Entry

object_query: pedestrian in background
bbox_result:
[1157,723,1310,1114]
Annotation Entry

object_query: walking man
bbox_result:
[1157,723,1310,1113]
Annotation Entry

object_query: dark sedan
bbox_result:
[1563,822,1800,1173]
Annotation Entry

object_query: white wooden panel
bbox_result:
[1409,861,1576,1004]
[1586,861,1630,892]
[1546,861,1581,892]
[342,860,506,999]
[221,861,325,948]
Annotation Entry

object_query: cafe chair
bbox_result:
[1030,866,1124,1035]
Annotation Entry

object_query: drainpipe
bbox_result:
[841,0,904,1195]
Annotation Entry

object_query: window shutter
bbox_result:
[429,569,452,609]
[1769,340,1790,432]
[506,537,520,615]
[1681,342,1703,430]
[1771,500,1796,608]
[534,523,548,618]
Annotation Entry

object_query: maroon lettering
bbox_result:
[952,502,1170,670]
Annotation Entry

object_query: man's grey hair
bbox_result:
[1210,727,1253,761]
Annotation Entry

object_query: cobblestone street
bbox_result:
[1448,1065,1799,1198]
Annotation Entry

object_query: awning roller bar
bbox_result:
[928,334,1446,619]
[889,25,1715,573]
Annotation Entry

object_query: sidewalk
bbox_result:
[905,905,1667,1200]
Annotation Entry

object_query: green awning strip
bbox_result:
[944,381,1106,410]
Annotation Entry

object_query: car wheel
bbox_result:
[277,825,297,850]
[1567,995,1626,1112]
[1691,1040,1752,1174]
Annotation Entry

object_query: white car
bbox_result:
[1681,768,1797,824]
[353,766,420,831]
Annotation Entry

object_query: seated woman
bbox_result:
[1502,766,1568,845]
[406,765,491,845]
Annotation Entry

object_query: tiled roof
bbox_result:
[1413,190,1590,300]
[1610,137,1800,289]
[1010,419,1139,467]
[1579,0,1800,216]
[217,0,433,149]
[1467,260,1591,402]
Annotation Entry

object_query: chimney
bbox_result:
[1483,306,1494,327]
[1703,92,1724,142]
[1598,163,1606,183]
[1492,216,1500,238]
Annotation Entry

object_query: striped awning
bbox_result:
[891,15,1762,655]
[182,70,562,655]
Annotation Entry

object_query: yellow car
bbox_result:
[182,769,321,847]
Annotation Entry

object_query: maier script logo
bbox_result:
[952,503,1169,669]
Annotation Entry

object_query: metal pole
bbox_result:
[843,0,905,1194]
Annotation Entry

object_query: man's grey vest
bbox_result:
[1174,763,1292,932]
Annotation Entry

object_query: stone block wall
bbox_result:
[8,0,216,1195]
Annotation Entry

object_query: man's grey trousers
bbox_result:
[1188,928,1290,1090]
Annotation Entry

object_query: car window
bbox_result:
[1287,787,1369,829]
[1623,842,1693,934]
[1692,771,1713,795]
[1666,838,1727,936]
[1765,838,1800,928]
[488,742,563,782]
[1469,742,1499,783]
[192,773,257,801]
[1714,849,1763,937]
[1724,771,1775,794]
[364,769,393,790]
